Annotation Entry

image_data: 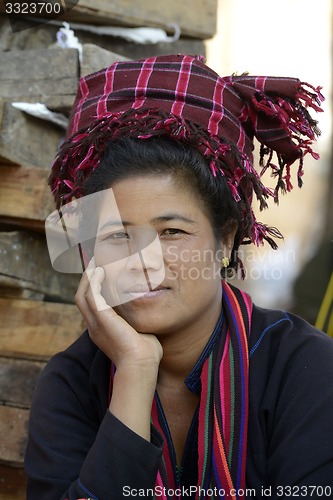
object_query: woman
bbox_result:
[25,55,333,499]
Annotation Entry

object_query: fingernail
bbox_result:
[86,257,95,269]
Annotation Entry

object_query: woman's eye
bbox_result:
[98,231,130,242]
[161,228,185,236]
[109,232,130,239]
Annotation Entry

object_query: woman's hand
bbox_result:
[75,260,163,371]
[75,260,163,440]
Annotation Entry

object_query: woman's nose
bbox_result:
[126,231,164,273]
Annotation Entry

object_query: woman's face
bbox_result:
[93,174,234,337]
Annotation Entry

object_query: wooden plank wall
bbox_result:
[0,2,217,498]
[0,299,84,497]
[0,0,217,39]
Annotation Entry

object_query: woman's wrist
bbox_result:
[108,365,158,441]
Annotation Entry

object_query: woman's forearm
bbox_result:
[109,365,158,441]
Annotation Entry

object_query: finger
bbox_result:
[75,258,95,306]
[85,267,111,312]
[75,258,99,327]
[84,256,97,282]
[76,256,96,293]
[84,268,137,338]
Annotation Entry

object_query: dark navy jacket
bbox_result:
[25,305,333,499]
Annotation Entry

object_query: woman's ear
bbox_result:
[218,222,238,277]
[222,221,238,259]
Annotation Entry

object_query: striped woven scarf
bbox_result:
[151,281,252,499]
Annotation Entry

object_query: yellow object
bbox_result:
[315,272,333,337]
[221,257,230,268]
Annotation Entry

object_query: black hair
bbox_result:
[82,137,242,272]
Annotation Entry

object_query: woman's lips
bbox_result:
[125,284,169,293]
[124,284,170,300]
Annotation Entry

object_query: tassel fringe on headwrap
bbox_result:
[49,54,324,250]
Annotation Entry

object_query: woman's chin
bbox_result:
[113,303,170,335]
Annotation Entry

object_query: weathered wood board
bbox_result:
[0,17,206,59]
[0,0,217,39]
[0,231,80,303]
[0,357,44,408]
[0,464,26,499]
[0,164,55,228]
[0,48,79,112]
[62,0,218,39]
[0,406,29,466]
[0,298,84,360]
[0,100,64,168]
[81,44,128,77]
[0,46,125,112]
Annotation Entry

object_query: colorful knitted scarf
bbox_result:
[108,281,252,499]
[48,54,323,252]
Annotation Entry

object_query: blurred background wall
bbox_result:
[207,0,332,321]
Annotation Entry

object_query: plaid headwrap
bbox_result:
[49,54,324,248]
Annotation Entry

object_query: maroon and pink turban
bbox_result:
[49,54,324,248]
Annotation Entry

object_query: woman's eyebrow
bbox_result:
[98,219,125,231]
[98,214,196,231]
[152,214,196,224]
